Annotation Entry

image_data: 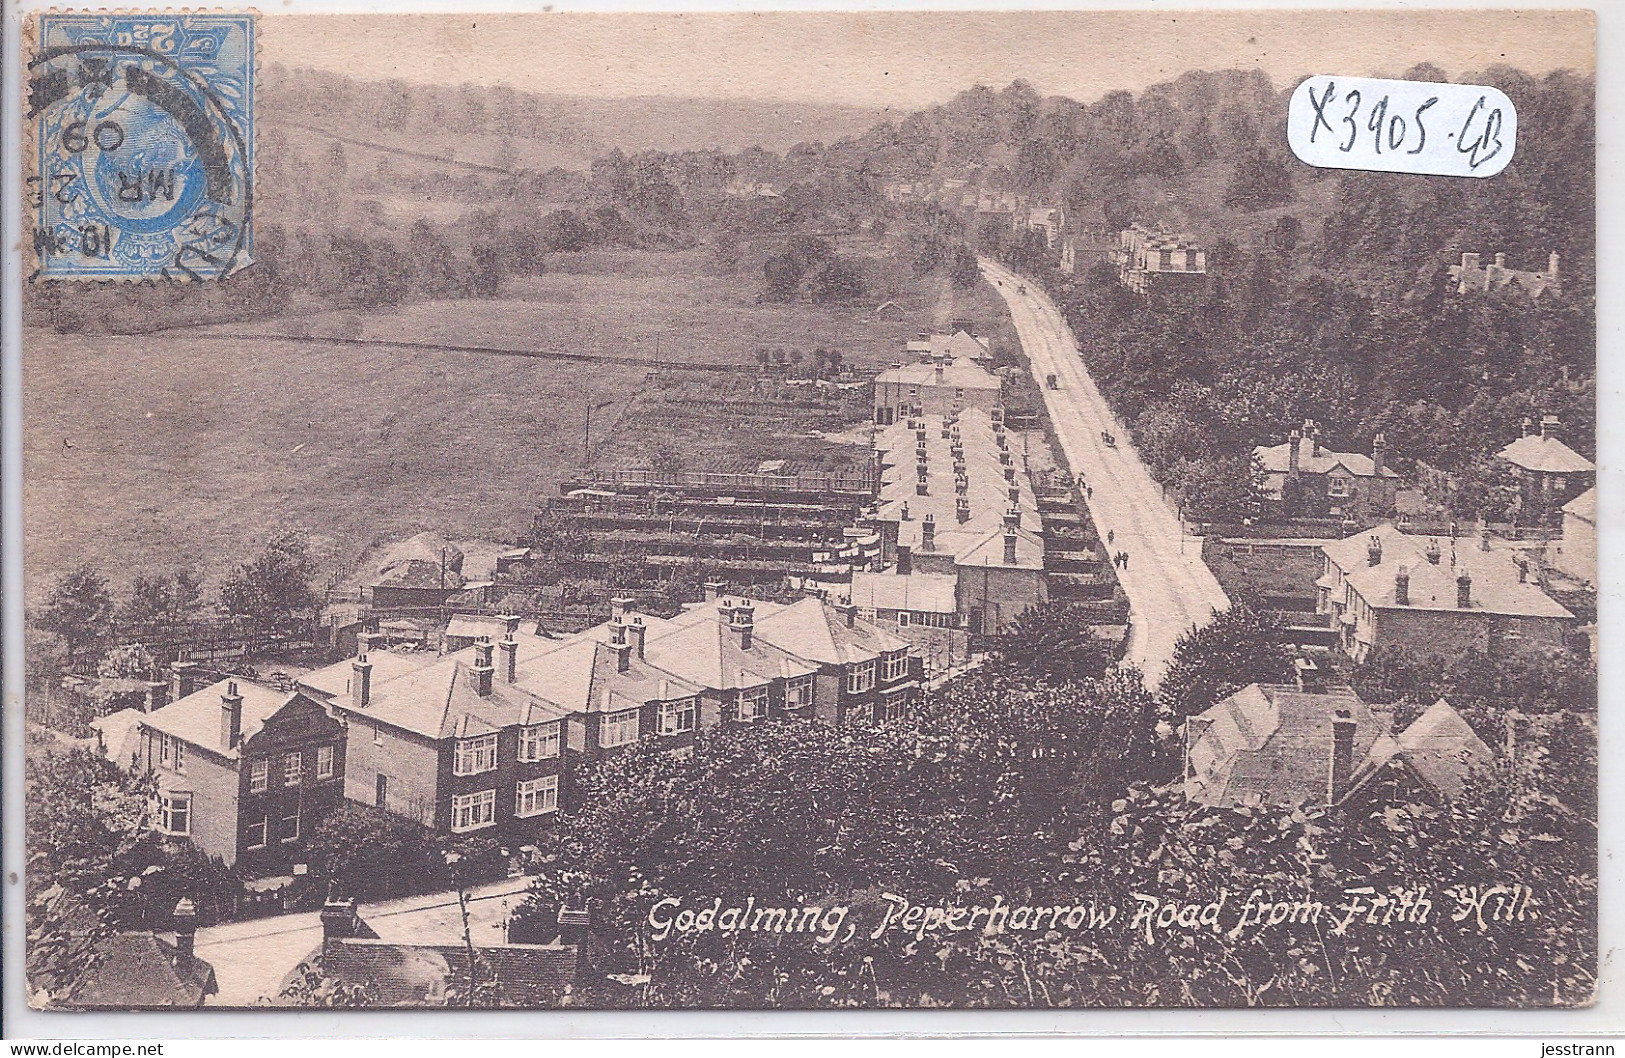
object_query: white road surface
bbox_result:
[982,259,1229,686]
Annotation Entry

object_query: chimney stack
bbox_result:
[1329,707,1357,803]
[499,635,519,683]
[172,897,198,960]
[220,680,243,749]
[1367,535,1383,567]
[610,596,634,619]
[626,615,647,659]
[921,514,936,552]
[352,653,373,709]
[356,631,371,658]
[501,613,522,637]
[728,601,755,650]
[1540,414,1560,441]
[1003,527,1018,566]
[896,545,912,576]
[835,598,858,628]
[169,658,201,702]
[320,895,358,953]
[1548,251,1560,279]
[1288,428,1301,479]
[1372,432,1386,478]
[472,637,495,695]
[1426,538,1442,565]
[1494,251,1507,269]
[1462,251,1480,270]
[145,679,168,713]
[1456,570,1472,609]
[703,580,725,603]
[1394,565,1410,606]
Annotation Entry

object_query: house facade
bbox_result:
[313,595,921,840]
[1253,419,1401,522]
[138,674,347,870]
[1316,524,1575,664]
[1117,225,1208,296]
[872,356,1001,425]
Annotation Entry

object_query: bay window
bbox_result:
[660,698,697,735]
[453,733,498,776]
[518,721,561,762]
[451,790,497,832]
[515,775,559,818]
[601,708,640,748]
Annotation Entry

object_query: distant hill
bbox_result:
[262,65,887,167]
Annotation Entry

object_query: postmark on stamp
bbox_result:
[26,13,255,280]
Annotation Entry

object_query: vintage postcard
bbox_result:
[11,7,1599,1014]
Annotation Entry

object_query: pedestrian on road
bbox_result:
[1107,529,1115,545]
[1086,484,1093,498]
[1122,552,1130,570]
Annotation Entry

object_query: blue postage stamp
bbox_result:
[27,13,254,280]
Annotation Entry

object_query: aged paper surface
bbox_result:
[14,8,1597,1012]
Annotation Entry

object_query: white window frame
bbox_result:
[157,733,171,767]
[451,790,497,833]
[1328,476,1352,498]
[157,793,191,836]
[518,721,562,762]
[316,744,335,780]
[601,708,640,748]
[846,661,877,695]
[453,733,499,776]
[736,686,769,722]
[245,814,268,850]
[173,740,185,774]
[284,751,302,787]
[281,809,301,844]
[882,651,910,683]
[785,676,814,711]
[515,775,559,818]
[249,757,268,793]
[659,698,698,735]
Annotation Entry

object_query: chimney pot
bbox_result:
[320,896,358,952]
[703,580,725,603]
[472,637,495,695]
[499,635,519,683]
[1394,565,1410,606]
[1367,536,1383,567]
[1494,252,1507,268]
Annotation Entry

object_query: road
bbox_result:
[194,875,532,1006]
[981,258,1229,686]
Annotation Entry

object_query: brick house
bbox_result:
[1496,416,1594,522]
[312,595,920,840]
[1316,524,1575,664]
[872,357,1002,425]
[1254,420,1400,522]
[138,671,347,871]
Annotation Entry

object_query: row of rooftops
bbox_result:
[140,593,913,752]
[1319,522,1573,620]
[1255,415,1593,483]
[871,407,1045,571]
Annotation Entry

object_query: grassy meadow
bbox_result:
[24,247,1006,603]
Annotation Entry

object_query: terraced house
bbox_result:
[305,594,920,839]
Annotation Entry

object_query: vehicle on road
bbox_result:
[1017,284,1028,294]
[1101,430,1117,448]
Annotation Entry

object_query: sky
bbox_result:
[264,8,1595,111]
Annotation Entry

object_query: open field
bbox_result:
[24,249,1008,604]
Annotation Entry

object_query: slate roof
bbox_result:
[141,679,297,759]
[1186,684,1490,808]
[1322,523,1573,619]
[904,331,993,361]
[299,649,443,701]
[1497,434,1594,474]
[874,357,1001,392]
[1185,684,1384,807]
[954,524,1045,570]
[752,596,910,666]
[1254,439,1398,479]
[1355,698,1494,802]
[67,933,218,1009]
[849,571,958,614]
[1564,486,1597,523]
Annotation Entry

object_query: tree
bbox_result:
[990,601,1122,683]
[219,532,320,645]
[34,565,114,669]
[1157,604,1293,719]
[303,804,451,902]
